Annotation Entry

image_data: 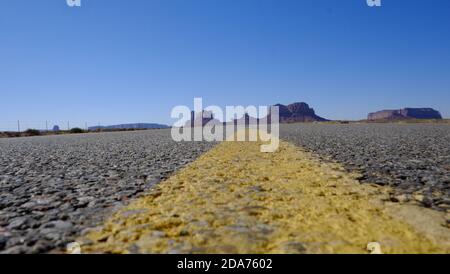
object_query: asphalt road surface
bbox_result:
[280,123,450,212]
[1,124,449,253]
[0,129,215,253]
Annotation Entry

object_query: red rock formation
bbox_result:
[368,108,442,121]
[275,102,328,123]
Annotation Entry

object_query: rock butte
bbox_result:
[368,108,442,121]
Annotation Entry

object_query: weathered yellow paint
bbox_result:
[80,139,450,254]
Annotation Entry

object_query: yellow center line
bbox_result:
[79,138,450,254]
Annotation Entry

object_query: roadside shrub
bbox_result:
[24,129,41,136]
[70,127,85,134]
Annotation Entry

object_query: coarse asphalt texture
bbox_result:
[0,129,215,253]
[280,123,450,212]
[81,136,450,254]
[1,124,449,254]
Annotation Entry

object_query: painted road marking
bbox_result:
[79,139,450,254]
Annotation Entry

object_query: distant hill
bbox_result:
[89,123,169,131]
[183,102,328,127]
[184,111,221,127]
[275,102,328,122]
[368,108,442,121]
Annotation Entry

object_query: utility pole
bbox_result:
[17,120,20,133]
[46,121,48,132]
[85,122,88,131]
[67,121,70,131]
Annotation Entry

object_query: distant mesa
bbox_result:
[276,102,328,123]
[185,111,221,127]
[88,123,169,131]
[184,110,259,127]
[368,108,442,121]
[184,102,328,127]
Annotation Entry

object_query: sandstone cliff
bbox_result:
[275,102,328,123]
[368,108,442,121]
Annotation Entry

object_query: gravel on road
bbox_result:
[0,129,215,254]
[280,123,450,212]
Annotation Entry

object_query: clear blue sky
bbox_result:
[1,0,449,129]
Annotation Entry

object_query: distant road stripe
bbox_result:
[79,139,450,254]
